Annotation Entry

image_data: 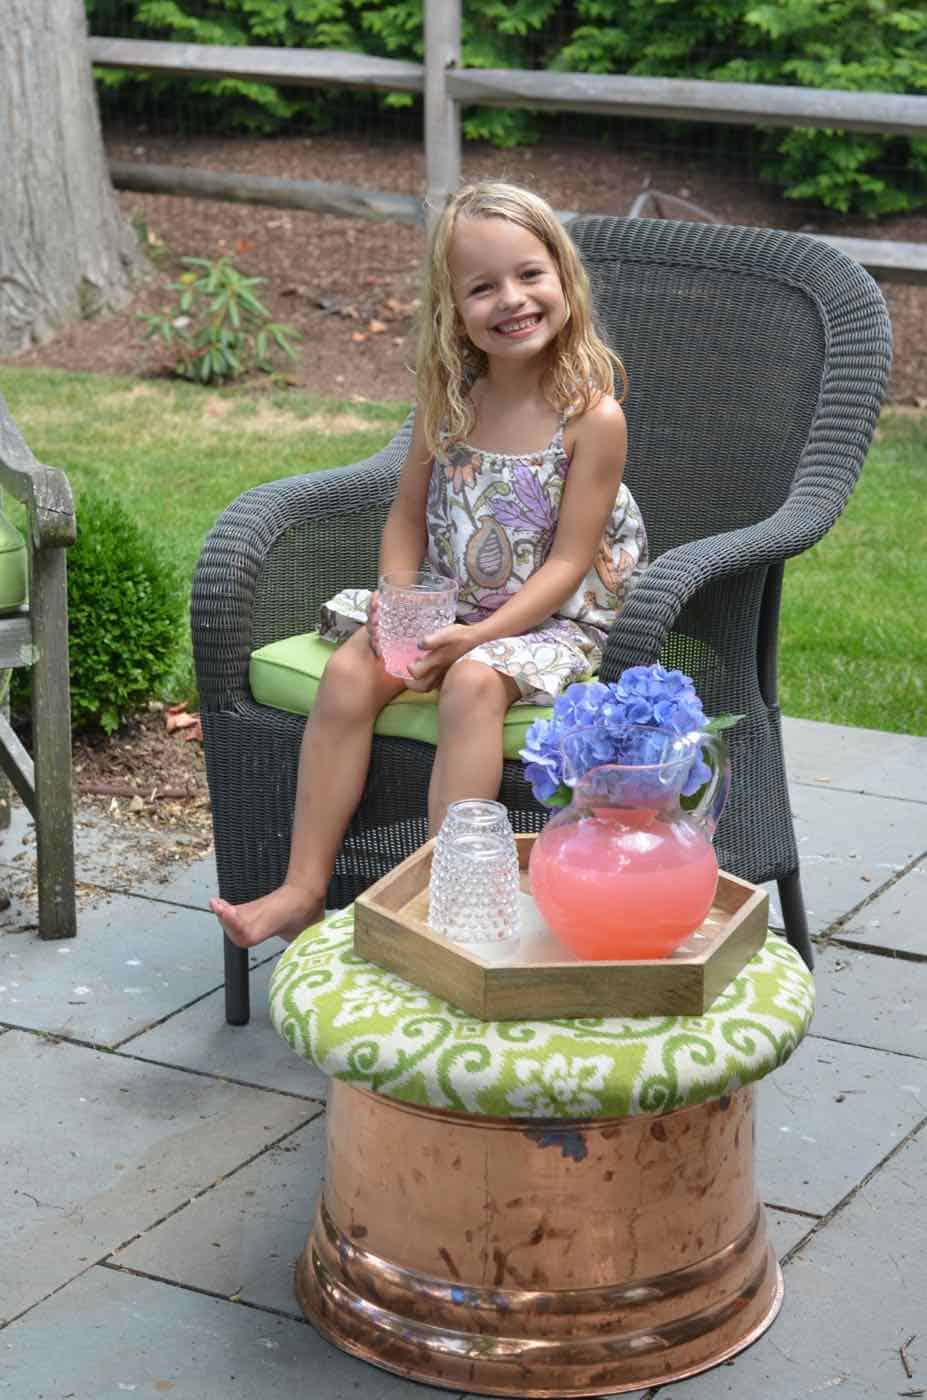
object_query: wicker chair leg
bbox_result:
[777,870,814,970]
[225,938,250,1025]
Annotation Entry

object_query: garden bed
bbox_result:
[7,130,926,404]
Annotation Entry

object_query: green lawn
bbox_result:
[1,367,924,735]
[0,369,409,583]
[778,409,926,735]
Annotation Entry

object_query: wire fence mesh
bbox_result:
[88,1,924,232]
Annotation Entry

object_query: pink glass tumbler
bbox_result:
[378,570,458,681]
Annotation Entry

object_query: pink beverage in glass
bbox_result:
[529,807,718,960]
[378,570,458,682]
[381,639,422,679]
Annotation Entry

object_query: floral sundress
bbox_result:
[319,416,648,706]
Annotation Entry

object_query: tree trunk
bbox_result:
[0,0,141,355]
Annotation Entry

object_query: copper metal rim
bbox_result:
[296,1081,783,1397]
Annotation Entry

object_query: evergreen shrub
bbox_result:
[62,492,185,734]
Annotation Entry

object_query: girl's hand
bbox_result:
[404,623,475,692]
[367,590,382,657]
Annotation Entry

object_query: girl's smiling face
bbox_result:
[449,215,568,363]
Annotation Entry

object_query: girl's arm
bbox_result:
[378,409,433,577]
[407,398,627,690]
[364,410,431,656]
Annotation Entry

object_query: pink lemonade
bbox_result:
[381,639,422,680]
[529,807,719,960]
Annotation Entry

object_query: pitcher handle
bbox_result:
[687,730,731,836]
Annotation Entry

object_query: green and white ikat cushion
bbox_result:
[269,909,815,1119]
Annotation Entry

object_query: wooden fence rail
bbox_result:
[87,37,423,94]
[108,161,423,225]
[88,4,927,284]
[446,69,927,137]
[87,35,927,137]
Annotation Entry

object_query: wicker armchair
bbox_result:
[192,216,891,1024]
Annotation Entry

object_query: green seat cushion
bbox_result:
[250,631,551,759]
[0,511,27,614]
[270,909,815,1119]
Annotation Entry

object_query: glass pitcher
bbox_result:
[528,724,731,961]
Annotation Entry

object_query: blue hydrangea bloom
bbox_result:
[520,716,566,803]
[519,664,714,805]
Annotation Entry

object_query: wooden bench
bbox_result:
[0,393,76,938]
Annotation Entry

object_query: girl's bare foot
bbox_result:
[209,882,326,949]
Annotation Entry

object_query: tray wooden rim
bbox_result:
[354,833,769,1019]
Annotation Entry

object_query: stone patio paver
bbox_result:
[646,1118,927,1398]
[2,717,926,1400]
[123,954,328,1098]
[784,784,927,936]
[0,801,213,902]
[0,1264,459,1400]
[784,716,927,804]
[834,860,927,957]
[0,1029,316,1324]
[811,942,927,1058]
[756,1034,926,1216]
[94,851,219,912]
[764,1208,817,1259]
[0,894,226,1046]
[112,1118,327,1319]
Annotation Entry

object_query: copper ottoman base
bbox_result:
[296,1079,782,1397]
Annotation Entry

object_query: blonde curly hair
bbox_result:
[416,181,626,455]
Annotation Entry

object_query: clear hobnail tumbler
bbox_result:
[378,570,458,681]
[429,830,520,948]
[434,800,513,866]
[429,800,517,935]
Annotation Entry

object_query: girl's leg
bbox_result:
[211,628,405,947]
[429,660,521,833]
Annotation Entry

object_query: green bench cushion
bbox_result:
[0,511,27,614]
[250,631,551,759]
[270,909,815,1119]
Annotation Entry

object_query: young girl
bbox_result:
[211,180,648,948]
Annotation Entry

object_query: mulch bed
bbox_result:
[72,707,213,836]
[6,130,926,404]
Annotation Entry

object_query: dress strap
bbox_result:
[559,391,586,428]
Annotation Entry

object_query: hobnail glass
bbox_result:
[378,570,458,681]
[433,800,513,860]
[429,799,517,938]
[428,829,520,947]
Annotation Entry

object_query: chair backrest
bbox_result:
[569,216,890,562]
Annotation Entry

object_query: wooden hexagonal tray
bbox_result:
[353,833,769,1020]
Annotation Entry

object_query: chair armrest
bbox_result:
[600,483,864,678]
[191,417,412,710]
[0,392,75,548]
